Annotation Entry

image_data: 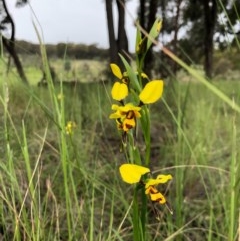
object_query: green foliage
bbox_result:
[14,41,109,60]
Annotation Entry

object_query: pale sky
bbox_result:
[7,0,139,52]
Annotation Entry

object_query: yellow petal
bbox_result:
[111,82,128,101]
[118,103,141,112]
[111,104,119,110]
[139,80,164,104]
[110,63,123,79]
[145,174,172,188]
[149,192,166,204]
[119,164,150,184]
[133,110,141,118]
[123,118,136,132]
[109,111,121,119]
[145,186,166,204]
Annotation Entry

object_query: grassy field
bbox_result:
[0,56,108,86]
[0,54,239,241]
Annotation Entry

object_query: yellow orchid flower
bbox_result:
[109,103,141,132]
[119,163,172,205]
[145,174,172,205]
[110,63,129,101]
[110,63,150,102]
[109,80,164,133]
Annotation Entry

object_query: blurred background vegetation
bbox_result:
[1,0,240,85]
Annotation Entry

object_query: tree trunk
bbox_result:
[139,0,146,30]
[203,0,217,79]
[2,37,28,84]
[143,0,158,78]
[105,0,118,64]
[116,0,129,63]
[2,0,28,84]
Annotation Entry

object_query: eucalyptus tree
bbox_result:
[0,0,28,84]
[136,0,240,78]
[183,0,240,78]
[105,0,129,70]
[138,0,159,77]
[137,0,186,77]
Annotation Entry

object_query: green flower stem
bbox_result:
[127,95,151,241]
[127,132,141,165]
[130,43,151,241]
[133,186,146,241]
[136,56,145,88]
[133,188,141,241]
[139,106,151,241]
[58,86,73,240]
[228,113,239,240]
[140,106,151,167]
[140,188,147,240]
[127,132,146,241]
[120,54,141,93]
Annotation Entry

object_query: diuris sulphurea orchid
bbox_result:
[119,164,172,215]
